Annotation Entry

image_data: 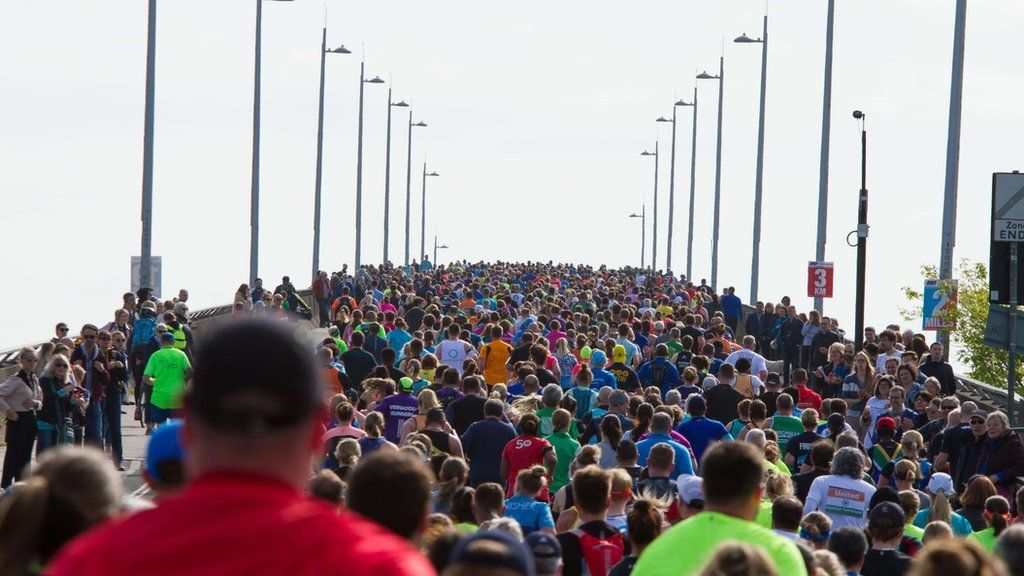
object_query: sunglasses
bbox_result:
[83,334,96,340]
[98,336,111,341]
[23,356,38,362]
[57,327,69,332]
[941,405,956,410]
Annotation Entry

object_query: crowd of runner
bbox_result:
[1,260,1022,576]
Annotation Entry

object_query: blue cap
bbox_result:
[449,530,535,576]
[146,419,184,481]
[525,532,561,575]
[590,349,607,367]
[160,332,176,344]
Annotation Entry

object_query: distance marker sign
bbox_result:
[807,262,834,299]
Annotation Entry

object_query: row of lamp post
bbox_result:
[136,0,444,289]
[627,15,766,302]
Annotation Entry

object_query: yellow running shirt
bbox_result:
[632,511,807,576]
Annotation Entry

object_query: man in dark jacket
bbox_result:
[780,306,803,385]
[704,364,744,426]
[809,317,841,373]
[71,324,109,449]
[744,302,763,347]
[919,342,956,396]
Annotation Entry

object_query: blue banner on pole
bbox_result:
[923,278,957,331]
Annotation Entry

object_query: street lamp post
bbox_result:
[735,16,769,303]
[684,90,698,282]
[250,0,293,287]
[938,0,968,357]
[814,0,836,313]
[629,207,646,270]
[852,110,869,352]
[139,0,157,291]
[433,236,449,266]
[405,113,427,265]
[658,100,693,274]
[311,29,350,282]
[698,59,725,291]
[420,164,439,262]
[641,144,659,270]
[382,91,408,265]
[354,61,384,270]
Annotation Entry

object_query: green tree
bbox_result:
[901,260,1022,392]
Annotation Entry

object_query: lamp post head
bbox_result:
[629,213,642,219]
[427,172,440,177]
[439,244,450,249]
[392,100,410,107]
[733,33,762,44]
[696,71,720,80]
[329,45,352,54]
[413,121,428,127]
[365,76,385,84]
[674,99,693,107]
[852,110,865,119]
[641,150,655,157]
[655,116,672,123]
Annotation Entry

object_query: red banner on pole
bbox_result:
[808,262,834,299]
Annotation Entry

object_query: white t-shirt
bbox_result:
[435,339,478,375]
[725,349,768,377]
[804,474,877,530]
[876,350,902,373]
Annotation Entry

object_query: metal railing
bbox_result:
[3,292,1017,418]
[0,288,312,381]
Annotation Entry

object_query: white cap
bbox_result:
[927,472,955,495]
[676,475,704,505]
[702,376,718,390]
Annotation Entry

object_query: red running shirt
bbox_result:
[48,472,435,576]
[502,434,553,498]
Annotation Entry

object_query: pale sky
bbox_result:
[1,0,1022,349]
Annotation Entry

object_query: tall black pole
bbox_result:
[249,0,262,286]
[311,26,327,283]
[140,0,157,291]
[854,114,868,351]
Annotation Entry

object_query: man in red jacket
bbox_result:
[50,319,434,576]
[792,369,822,412]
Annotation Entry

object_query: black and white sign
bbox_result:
[994,172,1024,242]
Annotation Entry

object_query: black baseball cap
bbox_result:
[187,319,320,434]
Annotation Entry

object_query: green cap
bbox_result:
[580,346,592,360]
[399,377,415,393]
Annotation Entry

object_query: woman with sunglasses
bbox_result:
[0,348,43,487]
[38,353,76,454]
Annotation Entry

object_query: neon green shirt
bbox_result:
[903,522,925,540]
[969,527,998,553]
[545,430,581,494]
[143,347,191,409]
[756,500,773,529]
[632,512,808,576]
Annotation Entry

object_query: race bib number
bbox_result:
[824,486,866,518]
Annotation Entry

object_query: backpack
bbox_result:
[570,528,624,576]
